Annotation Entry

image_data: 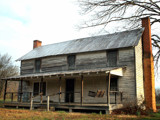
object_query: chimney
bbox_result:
[141,17,156,112]
[33,40,42,49]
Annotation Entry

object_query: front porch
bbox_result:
[3,91,122,114]
[2,67,125,113]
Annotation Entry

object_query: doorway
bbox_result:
[65,79,74,103]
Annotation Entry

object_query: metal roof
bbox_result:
[2,67,126,81]
[17,28,144,61]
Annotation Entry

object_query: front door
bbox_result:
[65,79,74,103]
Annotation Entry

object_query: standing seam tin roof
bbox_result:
[17,28,144,61]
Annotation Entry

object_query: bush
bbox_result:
[112,97,153,115]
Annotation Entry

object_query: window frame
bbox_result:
[106,50,118,67]
[34,59,41,73]
[110,77,118,91]
[33,82,46,96]
[67,55,76,70]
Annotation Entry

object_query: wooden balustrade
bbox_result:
[4,91,123,111]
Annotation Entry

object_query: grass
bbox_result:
[156,104,160,106]
[0,108,160,120]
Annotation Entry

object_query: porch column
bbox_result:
[40,78,43,103]
[20,80,23,102]
[59,77,62,103]
[3,80,8,102]
[81,75,83,105]
[107,72,111,105]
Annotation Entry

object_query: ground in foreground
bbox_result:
[0,108,160,120]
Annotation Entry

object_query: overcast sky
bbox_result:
[0,0,94,61]
[0,0,159,88]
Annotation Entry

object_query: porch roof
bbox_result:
[2,67,126,81]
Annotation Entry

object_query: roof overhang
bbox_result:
[1,67,126,81]
[106,68,123,76]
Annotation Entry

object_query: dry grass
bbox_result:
[0,108,160,120]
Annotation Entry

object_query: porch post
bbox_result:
[40,78,43,103]
[107,72,111,105]
[59,77,62,103]
[20,80,23,102]
[3,80,8,102]
[81,75,83,105]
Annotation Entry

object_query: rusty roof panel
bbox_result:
[17,28,144,61]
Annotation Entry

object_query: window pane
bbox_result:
[110,78,118,91]
[35,59,41,72]
[68,55,75,70]
[107,51,117,67]
[33,82,39,96]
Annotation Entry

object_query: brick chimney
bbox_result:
[141,17,156,112]
[33,40,42,49]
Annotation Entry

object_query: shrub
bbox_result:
[112,97,153,115]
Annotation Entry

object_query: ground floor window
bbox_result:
[110,78,118,91]
[33,82,46,96]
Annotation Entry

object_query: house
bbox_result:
[2,17,156,113]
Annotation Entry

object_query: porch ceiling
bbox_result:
[1,67,126,81]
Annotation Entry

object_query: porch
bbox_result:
[3,91,123,114]
[2,67,125,113]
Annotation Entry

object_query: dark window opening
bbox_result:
[110,78,118,91]
[65,79,74,103]
[68,55,75,70]
[35,59,41,72]
[33,82,39,96]
[33,82,46,96]
[40,82,46,96]
[107,50,117,67]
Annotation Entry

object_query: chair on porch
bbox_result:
[88,90,105,97]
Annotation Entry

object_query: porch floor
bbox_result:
[3,102,111,113]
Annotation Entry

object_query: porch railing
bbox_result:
[109,91,123,104]
[4,91,123,111]
[3,92,32,103]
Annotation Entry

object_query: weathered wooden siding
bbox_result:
[41,56,67,72]
[25,76,108,103]
[21,51,107,74]
[25,75,121,103]
[20,45,142,102]
[21,60,34,75]
[135,39,144,102]
[118,47,136,100]
[76,52,107,69]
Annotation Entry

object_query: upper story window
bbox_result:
[67,55,76,70]
[107,50,117,67]
[35,59,41,73]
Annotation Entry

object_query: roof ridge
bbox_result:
[38,28,143,48]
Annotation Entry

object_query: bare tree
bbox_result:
[79,0,160,67]
[0,54,19,97]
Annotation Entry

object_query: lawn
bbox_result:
[0,108,160,120]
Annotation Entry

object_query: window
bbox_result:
[107,50,117,67]
[35,59,41,72]
[40,82,46,96]
[33,82,46,96]
[110,78,118,91]
[67,55,75,70]
[33,82,39,96]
